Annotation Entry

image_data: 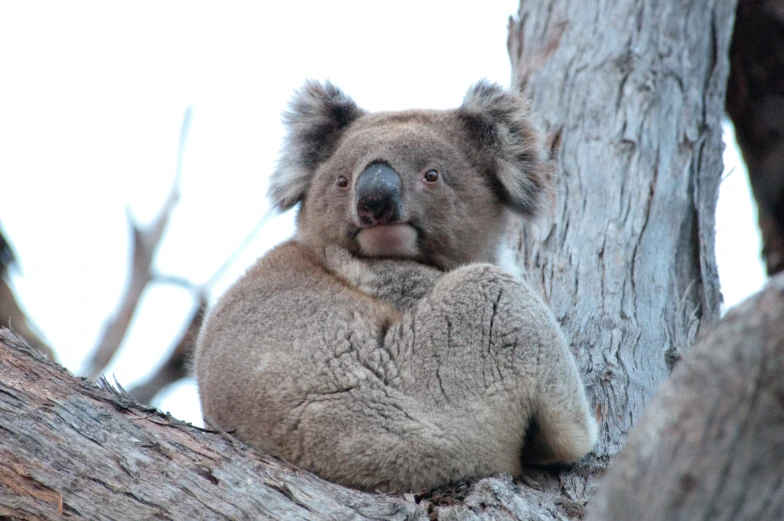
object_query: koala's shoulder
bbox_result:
[249,240,321,276]
[207,241,319,314]
[213,240,395,317]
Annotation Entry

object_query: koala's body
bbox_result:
[195,81,597,492]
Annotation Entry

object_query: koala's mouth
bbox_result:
[355,223,419,259]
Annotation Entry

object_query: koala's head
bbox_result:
[268,80,554,270]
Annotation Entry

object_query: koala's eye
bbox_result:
[423,170,439,183]
[336,176,349,188]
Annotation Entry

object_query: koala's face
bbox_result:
[268,81,553,270]
[298,113,510,268]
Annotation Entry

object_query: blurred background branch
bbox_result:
[0,231,55,360]
[82,107,193,379]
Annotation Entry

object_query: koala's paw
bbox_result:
[323,245,379,291]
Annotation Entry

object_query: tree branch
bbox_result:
[0,328,606,520]
[82,107,193,379]
[0,328,424,520]
[127,298,205,404]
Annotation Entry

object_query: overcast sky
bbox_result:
[0,2,764,425]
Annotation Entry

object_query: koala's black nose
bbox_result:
[355,163,401,226]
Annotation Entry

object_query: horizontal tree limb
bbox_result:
[0,328,597,520]
[0,329,423,520]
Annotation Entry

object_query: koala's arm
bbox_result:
[522,327,598,465]
[324,247,597,465]
[401,262,597,465]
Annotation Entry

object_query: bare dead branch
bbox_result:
[82,107,193,379]
[153,273,199,291]
[127,206,278,404]
[0,280,55,361]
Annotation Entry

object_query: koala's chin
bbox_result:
[356,223,419,259]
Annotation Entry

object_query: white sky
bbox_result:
[0,2,765,426]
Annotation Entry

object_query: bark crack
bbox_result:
[630,146,658,321]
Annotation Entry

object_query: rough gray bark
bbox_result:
[0,330,603,520]
[587,275,784,521]
[0,0,739,519]
[507,0,734,504]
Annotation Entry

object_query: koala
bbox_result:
[195,80,597,493]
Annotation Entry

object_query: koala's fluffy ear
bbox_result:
[268,81,365,211]
[459,81,554,216]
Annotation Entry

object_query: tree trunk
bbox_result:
[507,0,734,503]
[0,1,739,519]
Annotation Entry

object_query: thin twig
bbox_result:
[204,208,279,290]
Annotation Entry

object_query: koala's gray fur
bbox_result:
[195,80,597,492]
